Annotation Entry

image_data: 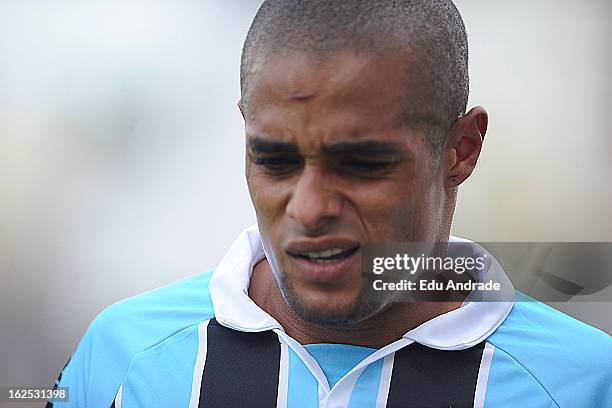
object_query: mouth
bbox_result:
[285,239,361,284]
[289,246,360,263]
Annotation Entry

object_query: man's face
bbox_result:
[243,49,449,325]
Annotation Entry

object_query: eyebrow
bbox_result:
[321,140,405,158]
[246,137,406,159]
[246,137,300,154]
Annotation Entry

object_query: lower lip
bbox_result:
[287,249,360,284]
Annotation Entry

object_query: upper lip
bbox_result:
[285,237,361,255]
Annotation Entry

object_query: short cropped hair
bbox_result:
[240,0,469,157]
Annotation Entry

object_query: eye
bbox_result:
[252,156,302,175]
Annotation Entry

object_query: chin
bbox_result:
[283,283,377,326]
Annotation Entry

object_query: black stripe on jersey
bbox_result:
[386,341,485,408]
[46,357,71,408]
[199,318,281,408]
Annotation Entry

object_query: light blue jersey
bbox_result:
[50,227,611,408]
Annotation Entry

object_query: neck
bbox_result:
[248,258,463,348]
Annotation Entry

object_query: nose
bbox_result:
[286,164,343,234]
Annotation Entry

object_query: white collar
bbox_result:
[209,225,515,350]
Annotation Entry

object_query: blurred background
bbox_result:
[0,0,610,401]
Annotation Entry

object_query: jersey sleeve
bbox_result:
[487,292,612,407]
[47,271,216,407]
[50,310,127,408]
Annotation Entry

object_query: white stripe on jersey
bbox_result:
[375,354,395,408]
[114,384,123,408]
[276,340,289,408]
[473,342,495,408]
[188,320,210,408]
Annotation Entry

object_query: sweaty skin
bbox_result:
[242,49,488,348]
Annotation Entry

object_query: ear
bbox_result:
[444,106,488,188]
[238,99,245,119]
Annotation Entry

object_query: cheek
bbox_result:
[410,179,446,239]
[346,182,418,240]
[345,176,442,241]
[247,173,290,229]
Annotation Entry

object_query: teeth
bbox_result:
[303,248,346,259]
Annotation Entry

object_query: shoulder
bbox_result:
[54,271,215,407]
[486,291,611,407]
[91,270,215,341]
[490,291,611,357]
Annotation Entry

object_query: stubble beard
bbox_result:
[274,270,387,327]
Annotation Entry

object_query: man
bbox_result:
[51,1,611,407]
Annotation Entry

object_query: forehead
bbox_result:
[244,49,420,140]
